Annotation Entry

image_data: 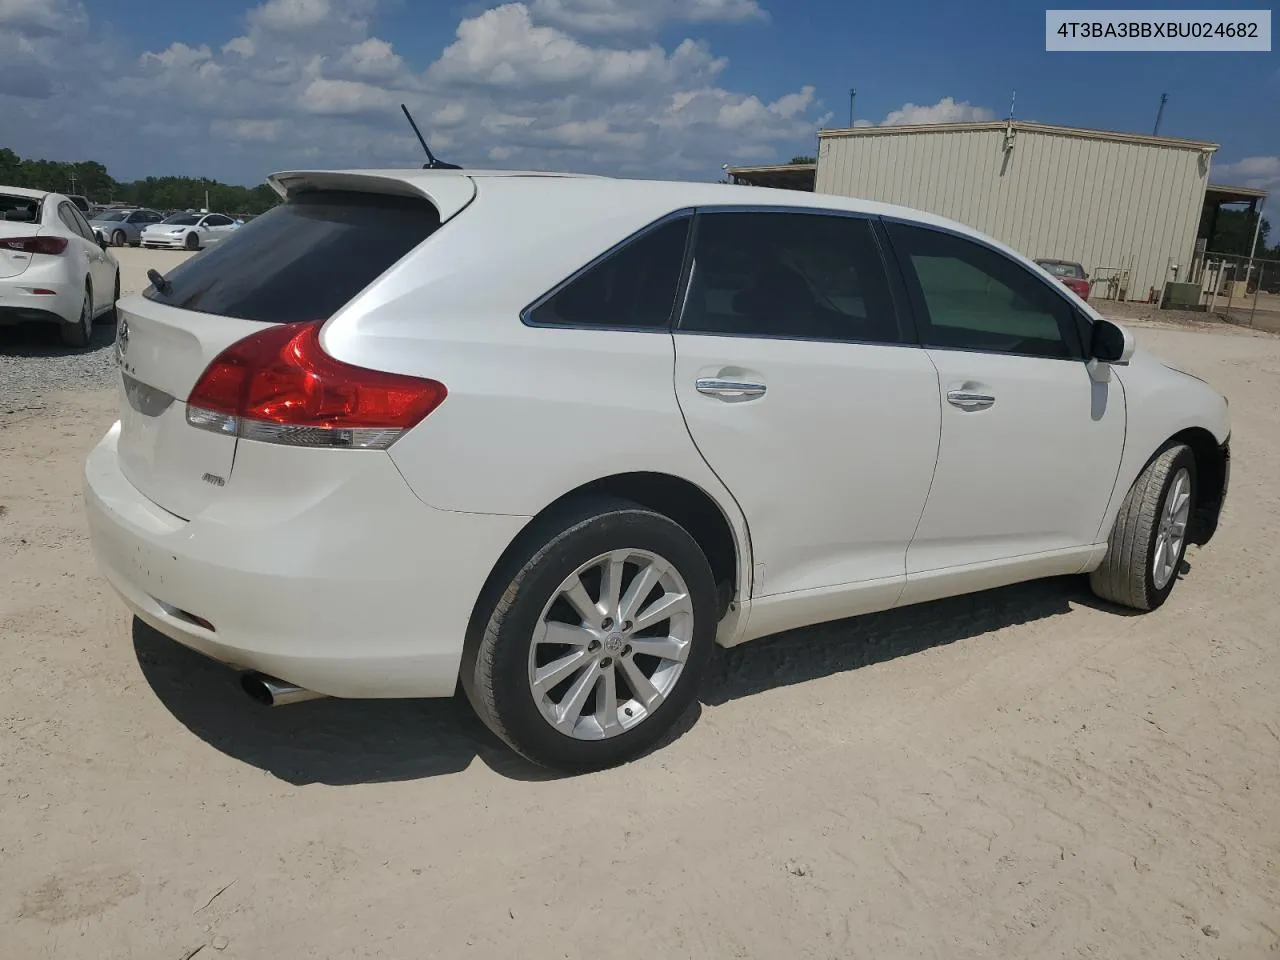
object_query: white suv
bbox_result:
[84,169,1230,771]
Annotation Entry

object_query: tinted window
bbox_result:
[71,207,97,240]
[144,190,442,323]
[163,214,201,225]
[1037,260,1085,279]
[889,223,1078,359]
[59,202,92,241]
[527,217,689,329]
[205,215,232,226]
[679,212,902,343]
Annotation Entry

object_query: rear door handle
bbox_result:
[696,378,767,400]
[946,390,995,410]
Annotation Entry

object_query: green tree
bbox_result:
[789,155,816,164]
[1,147,281,216]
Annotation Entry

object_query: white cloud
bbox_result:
[300,76,396,114]
[249,0,373,33]
[1215,155,1280,190]
[338,36,404,78]
[222,35,256,57]
[0,0,86,35]
[428,5,725,88]
[882,96,995,126]
[0,0,825,183]
[212,118,284,141]
[531,0,768,34]
[140,42,214,70]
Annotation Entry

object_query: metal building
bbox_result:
[812,120,1221,302]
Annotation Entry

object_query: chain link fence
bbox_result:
[1186,252,1280,333]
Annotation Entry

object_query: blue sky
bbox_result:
[1,0,1276,190]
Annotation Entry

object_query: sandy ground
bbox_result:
[2,273,1279,958]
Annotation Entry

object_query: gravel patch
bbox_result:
[0,248,193,423]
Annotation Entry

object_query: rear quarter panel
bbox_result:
[319,178,753,586]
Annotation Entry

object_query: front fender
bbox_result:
[1096,350,1230,543]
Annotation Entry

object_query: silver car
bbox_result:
[87,208,165,247]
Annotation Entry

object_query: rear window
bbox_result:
[144,190,442,323]
[1037,260,1085,279]
[1,194,41,223]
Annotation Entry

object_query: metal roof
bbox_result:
[1206,182,1268,202]
[723,163,817,190]
[819,120,1219,153]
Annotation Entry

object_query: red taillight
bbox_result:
[1,236,69,255]
[186,321,447,449]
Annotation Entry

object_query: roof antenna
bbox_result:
[400,103,461,170]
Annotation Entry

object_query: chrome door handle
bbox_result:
[696,378,767,400]
[946,390,995,410]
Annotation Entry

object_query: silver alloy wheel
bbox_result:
[528,549,694,741]
[1152,467,1192,590]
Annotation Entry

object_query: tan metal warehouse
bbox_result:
[809,121,1218,302]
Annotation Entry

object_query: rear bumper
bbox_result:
[0,272,80,325]
[84,422,530,698]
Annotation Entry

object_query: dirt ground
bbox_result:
[2,297,1279,958]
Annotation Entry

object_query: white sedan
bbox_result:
[1,185,121,347]
[84,169,1231,771]
[140,212,239,251]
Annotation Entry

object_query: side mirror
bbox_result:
[1090,318,1134,365]
[98,236,109,250]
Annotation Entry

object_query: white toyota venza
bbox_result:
[84,170,1231,771]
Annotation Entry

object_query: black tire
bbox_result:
[461,497,718,773]
[184,232,200,251]
[1090,443,1197,611]
[60,281,93,348]
[111,230,126,247]
[96,271,121,325]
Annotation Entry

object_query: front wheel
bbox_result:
[184,232,200,251]
[1090,443,1196,611]
[111,230,126,247]
[461,499,718,772]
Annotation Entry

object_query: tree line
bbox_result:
[0,148,280,216]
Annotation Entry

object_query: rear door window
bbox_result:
[679,211,905,344]
[144,190,442,323]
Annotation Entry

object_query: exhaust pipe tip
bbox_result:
[240,671,326,707]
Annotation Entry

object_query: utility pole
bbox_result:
[849,89,856,128]
[1153,93,1168,135]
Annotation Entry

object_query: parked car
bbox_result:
[140,212,239,250]
[88,208,165,247]
[84,170,1231,771]
[1,185,121,347]
[66,194,92,215]
[1035,258,1091,300]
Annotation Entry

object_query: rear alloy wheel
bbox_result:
[185,232,200,251]
[60,282,93,348]
[1090,443,1196,611]
[462,498,717,772]
[111,230,126,247]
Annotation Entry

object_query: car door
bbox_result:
[56,201,105,309]
[884,221,1125,603]
[68,204,114,308]
[672,209,942,636]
